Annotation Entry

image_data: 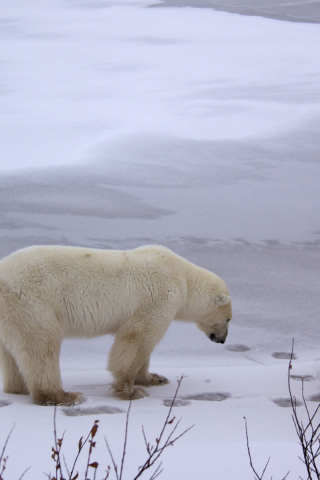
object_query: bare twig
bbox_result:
[83,420,99,480]
[288,339,320,479]
[0,426,30,480]
[244,416,270,480]
[245,415,290,480]
[245,339,320,480]
[42,376,191,480]
[131,376,194,480]
[51,407,66,480]
[68,430,93,480]
[17,467,31,480]
[119,402,131,480]
[0,427,14,480]
[49,410,100,480]
[105,376,193,480]
[104,438,119,480]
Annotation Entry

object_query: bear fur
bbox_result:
[0,245,232,405]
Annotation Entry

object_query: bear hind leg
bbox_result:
[5,325,83,406]
[0,342,29,394]
[21,343,83,406]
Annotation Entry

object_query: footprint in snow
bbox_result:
[185,392,230,402]
[272,352,297,360]
[163,392,231,406]
[272,397,302,408]
[74,384,109,391]
[225,344,250,352]
[0,400,10,407]
[290,375,314,382]
[163,398,191,407]
[308,394,320,402]
[62,406,124,416]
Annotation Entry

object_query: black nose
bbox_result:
[219,339,225,344]
[209,333,216,341]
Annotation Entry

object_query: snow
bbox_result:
[0,0,320,478]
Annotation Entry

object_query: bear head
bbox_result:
[196,292,232,344]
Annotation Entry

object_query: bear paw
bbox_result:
[135,373,169,386]
[149,373,169,386]
[34,390,84,406]
[4,384,29,395]
[113,386,148,401]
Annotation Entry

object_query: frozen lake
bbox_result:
[0,0,320,478]
[154,0,320,23]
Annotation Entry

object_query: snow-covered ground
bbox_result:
[0,0,320,478]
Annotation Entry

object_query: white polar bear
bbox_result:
[0,245,232,405]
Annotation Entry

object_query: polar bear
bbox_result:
[0,245,232,405]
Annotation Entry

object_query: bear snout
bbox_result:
[209,333,226,344]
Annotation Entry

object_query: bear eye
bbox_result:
[226,318,231,322]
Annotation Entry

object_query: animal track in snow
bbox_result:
[62,405,124,416]
[184,392,230,402]
[272,352,296,360]
[272,397,302,408]
[290,375,314,382]
[308,394,320,402]
[163,398,191,407]
[225,344,250,352]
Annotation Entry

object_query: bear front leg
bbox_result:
[134,357,169,387]
[108,311,172,400]
[108,328,161,400]
[108,335,148,400]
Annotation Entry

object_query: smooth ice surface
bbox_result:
[0,0,320,478]
[154,0,320,23]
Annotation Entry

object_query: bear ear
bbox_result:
[216,293,231,307]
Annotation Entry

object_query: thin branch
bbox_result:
[52,407,66,480]
[132,377,193,480]
[0,426,14,467]
[84,420,99,480]
[119,401,131,480]
[17,467,31,480]
[63,455,70,479]
[104,376,192,480]
[68,432,92,480]
[149,462,163,480]
[244,416,270,480]
[0,426,30,480]
[104,438,119,480]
